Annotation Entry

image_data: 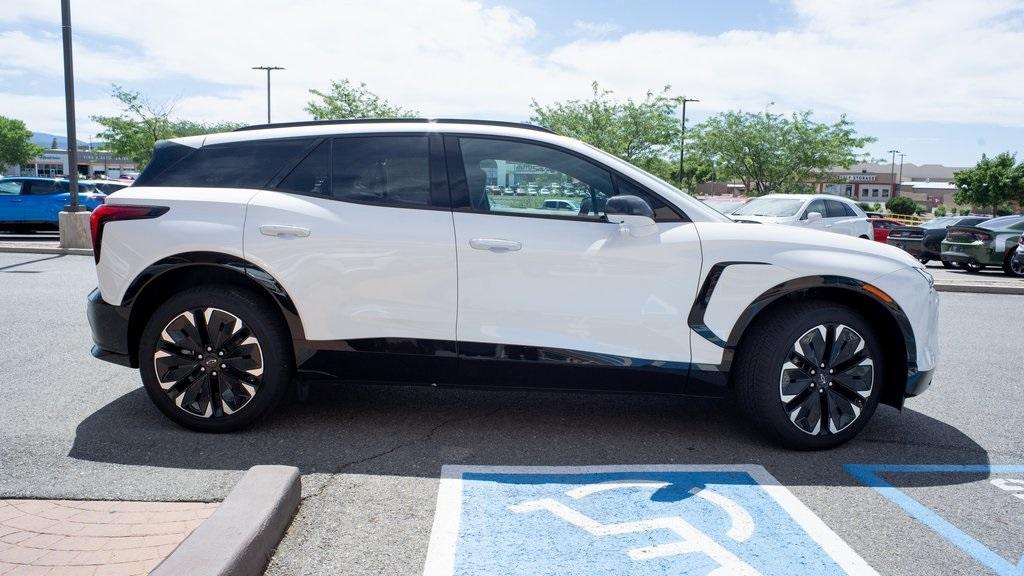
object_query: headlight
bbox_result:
[914,266,934,289]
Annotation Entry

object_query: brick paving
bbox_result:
[0,500,217,576]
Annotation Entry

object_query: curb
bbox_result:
[934,282,1024,295]
[0,245,92,256]
[151,465,301,576]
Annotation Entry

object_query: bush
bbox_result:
[857,202,872,211]
[871,203,882,211]
[886,195,918,215]
[934,205,947,217]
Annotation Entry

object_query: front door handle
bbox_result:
[260,225,310,238]
[469,238,522,252]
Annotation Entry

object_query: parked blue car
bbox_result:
[0,177,107,231]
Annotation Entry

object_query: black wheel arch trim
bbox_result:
[714,273,920,407]
[121,251,306,358]
[687,261,770,348]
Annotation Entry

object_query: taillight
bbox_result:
[90,205,168,264]
[971,231,992,242]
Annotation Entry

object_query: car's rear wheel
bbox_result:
[918,257,929,265]
[138,285,292,432]
[941,260,955,269]
[1005,251,1024,278]
[733,301,883,450]
[961,261,984,273]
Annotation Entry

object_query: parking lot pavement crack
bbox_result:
[300,406,506,503]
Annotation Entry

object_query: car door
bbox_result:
[0,179,25,223]
[21,179,65,223]
[823,199,852,235]
[447,135,702,393]
[243,133,459,383]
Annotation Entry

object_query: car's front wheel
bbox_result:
[733,301,883,450]
[961,261,985,273]
[138,285,293,432]
[1003,251,1024,278]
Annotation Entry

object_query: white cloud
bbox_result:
[571,20,620,38]
[1,0,1022,136]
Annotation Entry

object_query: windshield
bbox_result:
[978,215,1024,229]
[920,217,955,229]
[732,197,805,217]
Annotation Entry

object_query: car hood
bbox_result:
[692,221,921,281]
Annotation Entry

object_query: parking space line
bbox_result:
[846,464,1024,576]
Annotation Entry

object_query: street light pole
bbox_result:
[888,149,900,198]
[252,66,284,124]
[678,97,700,191]
[61,0,79,212]
[897,153,906,191]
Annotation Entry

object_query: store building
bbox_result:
[3,148,138,179]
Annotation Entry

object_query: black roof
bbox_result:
[233,118,555,134]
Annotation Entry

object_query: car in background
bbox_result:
[886,216,988,266]
[83,179,131,195]
[1010,235,1024,277]
[940,215,1024,275]
[730,194,872,238]
[541,199,578,212]
[867,218,902,243]
[701,196,749,215]
[0,177,106,231]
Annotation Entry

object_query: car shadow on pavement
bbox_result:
[69,381,989,488]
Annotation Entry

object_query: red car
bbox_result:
[868,218,902,242]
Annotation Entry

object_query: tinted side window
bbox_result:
[331,136,430,207]
[26,180,59,195]
[825,200,848,218]
[149,138,314,188]
[278,140,330,197]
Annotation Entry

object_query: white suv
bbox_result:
[731,193,873,238]
[86,119,939,449]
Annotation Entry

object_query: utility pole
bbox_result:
[252,66,284,124]
[888,149,900,198]
[897,153,906,193]
[678,97,700,191]
[61,0,79,212]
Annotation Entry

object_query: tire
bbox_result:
[918,258,929,265]
[732,301,884,450]
[961,261,984,273]
[138,285,293,432]
[1004,251,1024,278]
[941,260,955,269]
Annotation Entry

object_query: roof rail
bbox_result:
[233,118,555,134]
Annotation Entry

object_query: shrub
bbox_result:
[886,195,918,215]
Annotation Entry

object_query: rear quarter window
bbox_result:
[139,138,315,189]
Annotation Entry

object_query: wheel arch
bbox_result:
[723,275,916,409]
[121,251,305,367]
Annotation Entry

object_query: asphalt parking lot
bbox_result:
[0,252,1022,575]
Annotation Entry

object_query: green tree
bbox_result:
[306,79,417,120]
[92,85,242,166]
[953,152,1023,217]
[530,82,685,183]
[0,116,43,171]
[886,195,918,215]
[688,110,875,196]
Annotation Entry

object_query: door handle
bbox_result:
[260,225,310,238]
[469,238,522,252]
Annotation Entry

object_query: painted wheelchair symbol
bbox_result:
[509,480,760,576]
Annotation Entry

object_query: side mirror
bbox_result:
[805,211,823,222]
[605,195,657,237]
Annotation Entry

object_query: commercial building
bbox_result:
[3,148,137,179]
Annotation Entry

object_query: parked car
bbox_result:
[867,218,902,243]
[0,177,105,231]
[86,119,938,450]
[541,199,578,212]
[1010,235,1024,277]
[730,194,873,238]
[84,179,131,195]
[940,215,1024,275]
[886,216,988,266]
[700,196,749,215]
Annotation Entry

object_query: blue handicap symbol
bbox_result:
[847,464,1024,576]
[424,465,874,576]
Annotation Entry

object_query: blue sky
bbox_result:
[1,0,1022,166]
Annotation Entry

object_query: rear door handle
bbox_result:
[260,225,310,238]
[469,238,522,252]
